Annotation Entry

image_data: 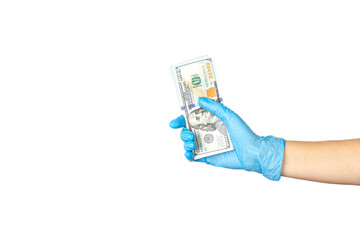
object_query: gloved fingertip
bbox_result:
[198,97,213,108]
[184,141,196,151]
[184,151,194,160]
[181,128,195,142]
[170,115,186,129]
[198,97,210,103]
[198,97,221,116]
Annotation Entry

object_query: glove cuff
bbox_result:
[259,136,285,181]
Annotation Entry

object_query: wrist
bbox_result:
[258,136,285,181]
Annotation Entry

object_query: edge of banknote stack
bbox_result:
[170,55,234,160]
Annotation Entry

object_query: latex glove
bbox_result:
[169,97,285,181]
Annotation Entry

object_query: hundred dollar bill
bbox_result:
[170,56,233,160]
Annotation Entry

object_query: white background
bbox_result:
[1,1,359,239]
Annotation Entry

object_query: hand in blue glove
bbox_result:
[169,97,285,181]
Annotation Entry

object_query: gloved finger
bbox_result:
[184,151,194,160]
[181,128,194,142]
[169,115,186,129]
[198,97,234,124]
[184,141,196,151]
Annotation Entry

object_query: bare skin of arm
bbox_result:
[281,139,360,185]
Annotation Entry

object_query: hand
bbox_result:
[169,97,285,181]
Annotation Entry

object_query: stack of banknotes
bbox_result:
[171,56,233,160]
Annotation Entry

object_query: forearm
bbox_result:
[281,139,360,185]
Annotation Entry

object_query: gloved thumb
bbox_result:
[198,97,254,139]
[198,97,234,124]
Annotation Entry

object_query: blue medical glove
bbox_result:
[169,97,285,181]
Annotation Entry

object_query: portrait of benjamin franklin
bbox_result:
[188,108,227,136]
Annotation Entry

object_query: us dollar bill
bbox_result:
[171,56,234,160]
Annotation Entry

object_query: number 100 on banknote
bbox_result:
[171,56,234,160]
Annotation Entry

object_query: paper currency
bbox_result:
[171,56,234,160]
